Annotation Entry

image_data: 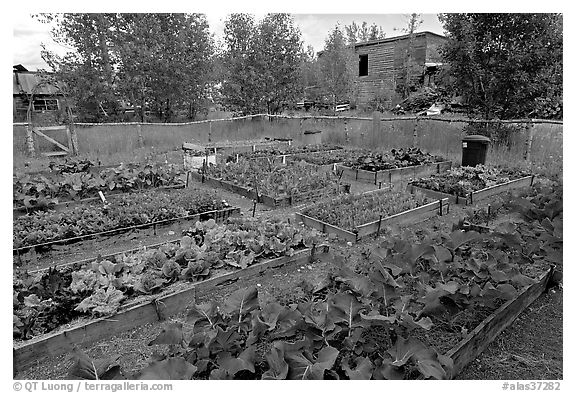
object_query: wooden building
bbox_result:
[13,64,65,123]
[354,31,447,108]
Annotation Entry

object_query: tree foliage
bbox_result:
[438,13,563,119]
[220,13,303,115]
[344,21,386,45]
[40,13,214,122]
[317,26,357,107]
[396,13,423,98]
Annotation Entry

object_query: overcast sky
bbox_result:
[13,13,445,71]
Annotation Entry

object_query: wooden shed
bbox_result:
[13,65,65,123]
[354,31,447,108]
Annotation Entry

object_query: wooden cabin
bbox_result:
[13,64,65,123]
[354,31,447,108]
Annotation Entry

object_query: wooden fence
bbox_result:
[13,114,563,172]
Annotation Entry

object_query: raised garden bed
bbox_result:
[223,143,343,162]
[296,189,449,242]
[13,216,324,371]
[336,160,452,185]
[13,244,329,373]
[408,165,535,205]
[13,184,185,218]
[13,187,233,250]
[13,162,184,212]
[188,160,350,208]
[13,176,562,380]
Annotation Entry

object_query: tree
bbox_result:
[344,21,385,45]
[40,13,214,122]
[317,26,357,110]
[40,14,120,122]
[113,14,213,121]
[220,14,261,115]
[396,13,423,98]
[256,14,303,114]
[299,45,321,102]
[220,13,303,115]
[438,13,563,119]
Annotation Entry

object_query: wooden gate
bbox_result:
[30,125,77,157]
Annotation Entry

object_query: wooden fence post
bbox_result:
[372,111,381,147]
[299,118,303,140]
[413,118,419,148]
[524,119,535,162]
[67,107,79,155]
[25,124,36,157]
[208,121,212,143]
[136,124,144,148]
[344,118,349,144]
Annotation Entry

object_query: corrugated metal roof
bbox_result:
[13,72,61,95]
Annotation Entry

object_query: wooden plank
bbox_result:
[470,176,533,204]
[438,161,453,173]
[41,151,68,157]
[295,213,358,243]
[406,184,462,205]
[337,161,452,185]
[33,128,70,152]
[355,198,449,239]
[35,125,68,132]
[13,246,329,372]
[446,267,554,377]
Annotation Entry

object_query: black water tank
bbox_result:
[462,135,491,167]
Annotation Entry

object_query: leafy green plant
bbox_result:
[411,165,532,197]
[202,160,342,198]
[13,162,184,210]
[13,217,320,340]
[302,190,429,232]
[343,148,446,172]
[13,188,227,248]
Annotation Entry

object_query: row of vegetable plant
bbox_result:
[224,144,344,161]
[13,162,183,210]
[288,148,366,166]
[67,181,561,380]
[342,147,446,172]
[13,188,228,248]
[201,160,342,198]
[301,190,430,232]
[13,217,321,340]
[410,165,532,197]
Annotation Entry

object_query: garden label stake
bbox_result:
[98,191,107,205]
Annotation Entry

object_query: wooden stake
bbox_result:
[376,215,383,237]
[136,124,144,148]
[252,200,257,217]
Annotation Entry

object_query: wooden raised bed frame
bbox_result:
[13,183,186,218]
[187,170,349,208]
[13,245,330,373]
[295,195,450,243]
[13,206,241,256]
[335,161,452,186]
[407,175,535,206]
[447,265,556,378]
